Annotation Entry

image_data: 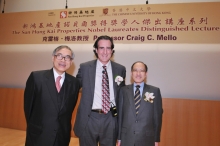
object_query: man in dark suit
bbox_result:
[24,45,80,146]
[118,61,163,146]
[74,35,126,146]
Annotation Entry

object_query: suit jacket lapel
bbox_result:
[137,84,149,117]
[127,84,136,117]
[89,60,96,99]
[60,73,71,110]
[111,61,118,102]
[45,69,59,112]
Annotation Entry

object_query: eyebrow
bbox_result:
[133,68,145,70]
[98,46,111,48]
[56,53,71,57]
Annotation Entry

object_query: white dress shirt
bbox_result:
[53,68,65,87]
[92,60,115,109]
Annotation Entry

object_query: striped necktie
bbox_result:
[102,66,110,114]
[134,85,141,115]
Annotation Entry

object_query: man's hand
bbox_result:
[117,140,121,146]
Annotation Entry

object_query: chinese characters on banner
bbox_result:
[0,2,220,44]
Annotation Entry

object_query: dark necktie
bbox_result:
[56,76,61,93]
[134,85,141,115]
[102,66,110,114]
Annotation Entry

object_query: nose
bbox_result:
[137,71,141,75]
[61,57,65,61]
[103,48,107,54]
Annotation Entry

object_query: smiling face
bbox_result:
[52,48,72,75]
[131,62,147,85]
[95,39,113,65]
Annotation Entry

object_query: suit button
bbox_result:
[135,120,138,123]
[88,115,90,117]
[54,129,57,132]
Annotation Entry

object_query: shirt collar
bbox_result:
[97,59,111,69]
[53,68,65,80]
[133,82,144,89]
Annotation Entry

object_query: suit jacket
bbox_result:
[73,60,126,137]
[24,69,80,146]
[118,84,163,146]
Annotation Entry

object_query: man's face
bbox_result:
[52,48,72,75]
[96,39,113,65]
[131,62,147,84]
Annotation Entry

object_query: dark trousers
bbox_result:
[79,111,117,146]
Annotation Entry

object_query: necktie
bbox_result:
[56,76,62,93]
[134,85,141,115]
[102,66,110,114]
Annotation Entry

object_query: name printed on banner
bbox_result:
[93,34,177,42]
[2,2,220,44]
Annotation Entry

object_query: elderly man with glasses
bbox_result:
[24,45,80,146]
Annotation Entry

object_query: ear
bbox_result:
[145,71,148,77]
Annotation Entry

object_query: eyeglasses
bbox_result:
[132,69,146,73]
[54,53,73,61]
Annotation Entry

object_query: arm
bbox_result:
[76,64,83,88]
[117,88,124,145]
[117,140,121,146]
[24,72,35,124]
[154,88,163,142]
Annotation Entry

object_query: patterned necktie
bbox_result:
[56,76,62,93]
[102,66,110,114]
[134,85,141,115]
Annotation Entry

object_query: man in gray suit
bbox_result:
[118,61,163,146]
[74,35,126,146]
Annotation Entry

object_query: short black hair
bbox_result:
[93,35,115,58]
[131,61,148,72]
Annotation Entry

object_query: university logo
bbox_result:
[103,8,108,15]
[60,11,67,18]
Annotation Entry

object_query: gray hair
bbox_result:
[52,45,74,59]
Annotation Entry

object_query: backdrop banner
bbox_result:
[0,2,220,44]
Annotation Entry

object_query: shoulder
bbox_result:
[26,69,51,83]
[121,84,132,91]
[66,73,80,84]
[146,84,159,89]
[31,69,50,76]
[80,60,96,67]
[111,61,126,70]
[145,84,161,93]
[65,73,77,81]
[111,61,125,68]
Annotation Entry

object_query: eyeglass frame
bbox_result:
[54,53,73,61]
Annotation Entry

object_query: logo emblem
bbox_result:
[60,11,67,18]
[103,8,108,15]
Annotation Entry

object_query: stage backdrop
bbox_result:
[0,2,220,44]
[0,2,220,100]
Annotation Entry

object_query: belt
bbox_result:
[91,109,104,114]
